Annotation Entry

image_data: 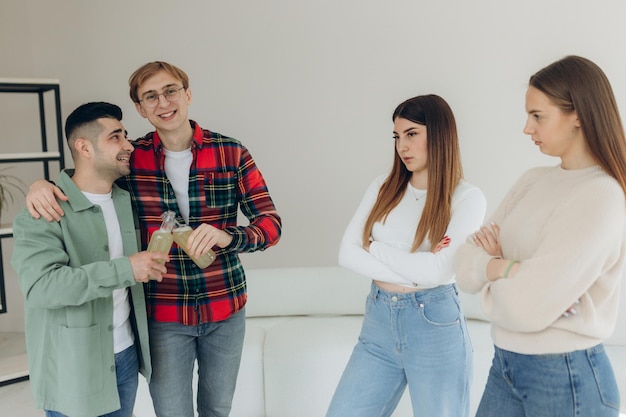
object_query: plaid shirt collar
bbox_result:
[152,120,208,151]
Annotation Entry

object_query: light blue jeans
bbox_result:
[326,283,472,417]
[477,344,620,417]
[148,308,246,417]
[45,344,139,417]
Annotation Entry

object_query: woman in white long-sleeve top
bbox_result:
[455,55,626,417]
[326,94,486,417]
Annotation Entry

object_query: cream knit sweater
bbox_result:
[455,164,626,354]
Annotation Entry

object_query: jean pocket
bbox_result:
[588,345,620,410]
[419,296,461,327]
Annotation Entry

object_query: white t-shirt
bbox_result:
[83,191,134,354]
[339,175,486,288]
[164,147,193,224]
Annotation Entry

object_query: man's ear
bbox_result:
[185,87,192,105]
[135,102,147,119]
[73,138,93,159]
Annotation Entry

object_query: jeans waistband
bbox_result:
[495,343,605,359]
[369,282,458,304]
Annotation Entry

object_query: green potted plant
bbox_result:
[0,166,26,220]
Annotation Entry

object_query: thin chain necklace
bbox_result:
[409,185,427,202]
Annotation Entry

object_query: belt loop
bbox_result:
[370,282,379,300]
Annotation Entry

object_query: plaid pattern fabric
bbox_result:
[118,121,282,325]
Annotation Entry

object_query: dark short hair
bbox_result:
[64,102,123,142]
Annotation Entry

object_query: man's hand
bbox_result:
[187,224,233,258]
[129,251,170,283]
[26,180,68,222]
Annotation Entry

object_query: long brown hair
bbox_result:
[530,56,626,196]
[362,95,463,251]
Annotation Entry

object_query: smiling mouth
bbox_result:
[159,111,175,118]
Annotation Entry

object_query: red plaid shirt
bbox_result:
[118,121,281,324]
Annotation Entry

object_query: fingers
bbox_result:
[25,183,66,222]
[432,236,451,253]
[53,186,70,202]
[130,251,170,283]
[33,199,63,222]
[562,299,580,318]
[188,225,218,258]
[26,202,42,220]
[472,223,503,258]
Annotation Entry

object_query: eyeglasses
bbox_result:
[138,86,185,108]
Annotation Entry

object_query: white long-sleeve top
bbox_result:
[339,174,486,288]
[455,165,626,354]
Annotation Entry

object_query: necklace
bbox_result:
[409,185,427,202]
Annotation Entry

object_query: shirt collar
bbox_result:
[152,120,205,150]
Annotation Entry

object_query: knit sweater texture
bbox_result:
[455,164,626,354]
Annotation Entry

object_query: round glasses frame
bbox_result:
[138,86,185,108]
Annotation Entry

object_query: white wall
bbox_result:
[1,0,626,330]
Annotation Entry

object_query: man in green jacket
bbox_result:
[11,102,169,417]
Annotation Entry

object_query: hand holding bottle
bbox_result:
[173,222,218,269]
[129,251,170,283]
[186,223,233,257]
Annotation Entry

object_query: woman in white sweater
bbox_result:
[456,55,626,417]
[326,95,486,417]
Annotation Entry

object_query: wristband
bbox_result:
[503,259,517,278]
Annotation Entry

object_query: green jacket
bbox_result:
[11,170,151,417]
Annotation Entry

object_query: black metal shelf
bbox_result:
[0,78,65,316]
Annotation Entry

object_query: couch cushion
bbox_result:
[261,315,413,417]
[245,267,370,317]
[458,290,490,322]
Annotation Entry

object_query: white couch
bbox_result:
[133,266,626,417]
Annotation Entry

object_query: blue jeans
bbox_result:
[326,283,472,417]
[477,344,620,417]
[45,344,139,417]
[148,308,246,417]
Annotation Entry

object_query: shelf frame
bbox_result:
[0,79,64,315]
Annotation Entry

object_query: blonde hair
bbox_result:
[129,61,190,103]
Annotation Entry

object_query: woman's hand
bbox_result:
[562,300,580,318]
[473,223,503,258]
[432,235,451,253]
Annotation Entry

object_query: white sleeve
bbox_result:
[369,185,486,287]
[338,177,413,285]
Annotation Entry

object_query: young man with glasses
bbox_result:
[26,62,282,417]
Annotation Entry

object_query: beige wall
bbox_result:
[1,0,626,331]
